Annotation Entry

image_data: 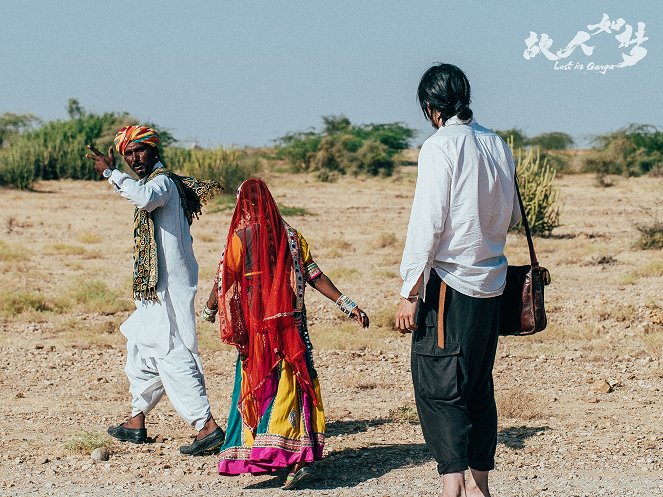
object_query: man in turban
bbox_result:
[86,125,225,455]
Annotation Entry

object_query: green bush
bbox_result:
[513,144,561,237]
[275,115,415,178]
[636,221,663,250]
[163,146,260,193]
[583,124,663,177]
[528,132,574,150]
[496,128,527,149]
[0,101,136,188]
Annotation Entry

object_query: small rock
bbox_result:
[594,379,613,393]
[15,392,25,399]
[37,457,49,464]
[91,447,110,461]
[153,434,165,443]
[35,344,45,350]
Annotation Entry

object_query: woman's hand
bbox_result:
[350,307,369,329]
[395,297,418,333]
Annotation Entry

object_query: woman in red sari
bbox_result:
[202,178,369,489]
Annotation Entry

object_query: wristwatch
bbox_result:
[102,168,114,178]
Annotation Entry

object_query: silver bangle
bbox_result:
[201,305,218,323]
[335,294,357,316]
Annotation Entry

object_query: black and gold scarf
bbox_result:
[132,168,223,301]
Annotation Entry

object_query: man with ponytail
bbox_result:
[396,64,521,497]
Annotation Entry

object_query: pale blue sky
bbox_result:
[1,1,660,147]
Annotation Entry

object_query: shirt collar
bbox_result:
[138,161,164,185]
[443,115,475,127]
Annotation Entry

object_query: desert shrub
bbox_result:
[528,132,574,150]
[0,240,31,262]
[163,146,260,194]
[636,221,663,250]
[371,232,398,249]
[0,291,51,316]
[583,124,663,177]
[0,112,40,147]
[275,115,415,178]
[495,389,543,420]
[275,131,322,171]
[388,404,420,424]
[63,279,133,315]
[0,99,181,189]
[64,430,110,454]
[495,128,527,149]
[279,205,311,217]
[513,145,561,237]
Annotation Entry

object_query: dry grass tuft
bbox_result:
[618,261,663,285]
[637,323,663,360]
[0,240,32,262]
[44,243,88,256]
[279,204,312,217]
[64,430,111,454]
[310,320,392,350]
[636,220,663,250]
[0,291,51,316]
[371,306,399,331]
[59,279,134,315]
[318,237,355,258]
[594,303,637,323]
[325,266,359,282]
[75,232,102,244]
[388,404,420,424]
[371,232,398,250]
[496,389,544,420]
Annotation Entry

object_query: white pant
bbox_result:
[124,335,211,431]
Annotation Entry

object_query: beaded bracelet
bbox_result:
[335,294,358,316]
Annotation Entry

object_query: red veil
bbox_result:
[218,178,316,430]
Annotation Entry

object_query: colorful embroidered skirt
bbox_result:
[218,357,325,475]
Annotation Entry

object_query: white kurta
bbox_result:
[108,163,199,358]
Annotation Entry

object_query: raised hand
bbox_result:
[85,145,114,176]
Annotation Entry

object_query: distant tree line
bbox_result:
[1,99,660,191]
[275,115,415,181]
[0,99,252,190]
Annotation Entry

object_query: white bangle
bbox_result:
[201,305,218,323]
[335,294,357,316]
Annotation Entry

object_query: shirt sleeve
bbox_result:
[399,139,453,299]
[297,231,323,283]
[108,170,173,212]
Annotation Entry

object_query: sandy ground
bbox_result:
[0,170,661,497]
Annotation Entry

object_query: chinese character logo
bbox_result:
[524,13,648,73]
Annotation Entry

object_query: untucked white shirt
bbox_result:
[108,163,199,357]
[399,117,521,300]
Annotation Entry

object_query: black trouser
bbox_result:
[411,271,500,474]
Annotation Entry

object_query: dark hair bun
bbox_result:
[454,101,472,121]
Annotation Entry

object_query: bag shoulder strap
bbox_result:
[514,174,539,267]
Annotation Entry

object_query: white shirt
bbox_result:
[399,116,521,300]
[108,163,199,357]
